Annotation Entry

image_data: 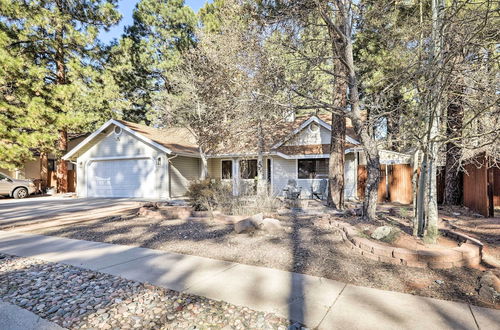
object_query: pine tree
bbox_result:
[0,29,56,170]
[0,0,121,192]
[109,0,197,123]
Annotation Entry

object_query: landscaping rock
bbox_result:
[259,218,283,234]
[371,226,392,240]
[479,271,500,304]
[0,253,294,329]
[234,219,257,234]
[248,213,264,226]
[277,208,289,216]
[137,207,163,220]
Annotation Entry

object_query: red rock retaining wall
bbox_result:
[330,220,482,269]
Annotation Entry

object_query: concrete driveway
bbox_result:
[0,196,144,230]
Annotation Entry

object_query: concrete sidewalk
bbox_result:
[0,231,498,329]
[0,301,63,330]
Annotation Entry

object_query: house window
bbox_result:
[221,160,233,179]
[240,159,257,179]
[298,158,329,179]
[48,159,56,172]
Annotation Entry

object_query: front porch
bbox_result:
[207,156,339,200]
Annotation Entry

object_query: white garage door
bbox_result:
[87,159,156,198]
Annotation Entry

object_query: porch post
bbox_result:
[232,158,240,196]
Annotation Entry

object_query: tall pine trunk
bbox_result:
[327,32,347,208]
[443,89,464,205]
[55,3,68,193]
[318,0,380,220]
[327,112,345,208]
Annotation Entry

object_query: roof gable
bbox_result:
[272,115,359,150]
[63,119,199,160]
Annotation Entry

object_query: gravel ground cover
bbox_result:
[0,253,295,329]
[24,209,497,309]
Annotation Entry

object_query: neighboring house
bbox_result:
[0,134,88,192]
[63,115,412,200]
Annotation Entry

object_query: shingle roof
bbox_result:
[119,113,358,157]
[117,120,200,156]
[208,113,358,156]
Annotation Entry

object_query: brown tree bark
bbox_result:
[55,3,68,193]
[56,130,68,193]
[326,2,347,209]
[40,152,49,191]
[443,89,464,205]
[327,40,347,210]
[317,0,380,220]
[327,113,346,208]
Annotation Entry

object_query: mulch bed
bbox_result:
[21,209,499,310]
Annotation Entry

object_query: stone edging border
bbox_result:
[329,219,483,269]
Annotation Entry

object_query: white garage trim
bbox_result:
[87,155,153,162]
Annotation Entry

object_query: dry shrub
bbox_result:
[187,179,282,215]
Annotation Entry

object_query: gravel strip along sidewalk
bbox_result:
[0,253,297,329]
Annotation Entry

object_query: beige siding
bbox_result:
[0,168,16,178]
[24,159,41,179]
[207,158,222,179]
[0,158,41,180]
[169,156,201,197]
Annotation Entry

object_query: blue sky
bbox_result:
[99,0,210,44]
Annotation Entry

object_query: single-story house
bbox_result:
[63,114,412,200]
[0,133,88,192]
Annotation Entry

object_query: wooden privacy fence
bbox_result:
[357,164,413,204]
[463,156,500,217]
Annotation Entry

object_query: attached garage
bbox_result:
[86,158,156,198]
[63,119,201,199]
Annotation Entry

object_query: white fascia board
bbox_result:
[62,119,172,160]
[207,153,269,158]
[275,149,357,160]
[274,152,330,160]
[62,119,115,160]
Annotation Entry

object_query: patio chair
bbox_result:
[312,179,328,200]
[283,179,302,199]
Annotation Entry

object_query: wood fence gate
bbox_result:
[357,164,413,204]
[463,155,500,217]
